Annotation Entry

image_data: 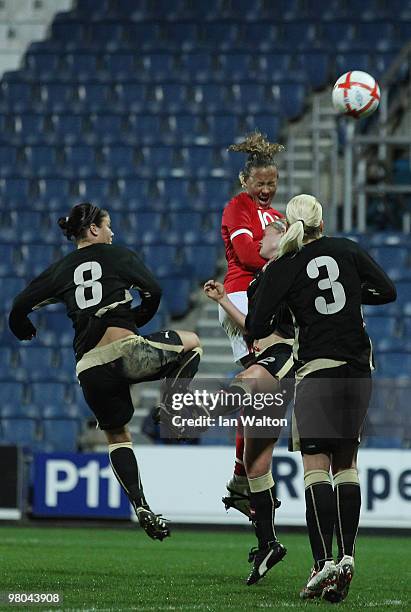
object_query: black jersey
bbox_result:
[247,270,294,340]
[246,237,396,369]
[9,243,161,360]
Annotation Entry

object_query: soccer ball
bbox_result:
[332,71,380,119]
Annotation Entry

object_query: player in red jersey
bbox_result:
[220,132,285,516]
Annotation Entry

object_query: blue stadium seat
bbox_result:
[209,115,238,146]
[124,23,162,50]
[51,114,84,145]
[11,114,48,145]
[374,52,396,78]
[0,382,26,408]
[168,114,207,146]
[88,113,125,144]
[16,347,57,382]
[41,83,77,112]
[238,23,277,51]
[115,178,151,209]
[296,52,330,90]
[36,178,71,210]
[114,83,149,113]
[197,178,230,210]
[248,114,280,142]
[183,245,218,281]
[231,83,267,114]
[183,146,217,177]
[336,53,372,76]
[0,81,34,112]
[51,20,89,48]
[219,53,252,80]
[0,347,15,380]
[371,246,410,273]
[63,145,97,178]
[1,277,26,312]
[23,145,59,177]
[31,381,68,409]
[321,22,356,51]
[127,113,162,145]
[135,211,164,232]
[169,212,203,232]
[160,276,191,317]
[280,22,317,50]
[0,146,18,176]
[396,280,411,309]
[101,145,136,177]
[77,83,113,112]
[376,352,411,379]
[77,178,112,206]
[19,211,52,244]
[21,244,56,277]
[279,83,306,119]
[142,245,179,275]
[102,52,136,79]
[160,178,191,209]
[163,22,199,51]
[1,178,31,206]
[1,418,38,448]
[192,84,230,113]
[365,315,397,340]
[0,249,24,279]
[43,419,79,452]
[25,52,60,78]
[143,53,179,81]
[353,22,395,51]
[65,52,99,79]
[38,310,73,347]
[180,53,213,82]
[55,348,76,383]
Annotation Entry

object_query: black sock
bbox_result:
[305,481,334,569]
[162,348,201,405]
[250,486,277,549]
[109,445,147,511]
[334,483,361,561]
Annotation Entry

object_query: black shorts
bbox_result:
[289,362,372,455]
[77,331,184,430]
[254,342,295,397]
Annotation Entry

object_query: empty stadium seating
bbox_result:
[1,0,411,453]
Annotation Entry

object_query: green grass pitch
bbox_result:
[1,525,409,611]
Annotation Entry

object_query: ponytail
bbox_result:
[277,194,323,259]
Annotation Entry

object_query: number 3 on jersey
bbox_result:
[306,256,346,315]
[74,261,103,309]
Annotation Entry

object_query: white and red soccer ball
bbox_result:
[332,70,380,119]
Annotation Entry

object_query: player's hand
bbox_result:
[203,280,226,302]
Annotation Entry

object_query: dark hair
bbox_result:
[228,131,285,183]
[57,203,108,242]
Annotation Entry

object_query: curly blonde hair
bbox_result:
[228,131,285,187]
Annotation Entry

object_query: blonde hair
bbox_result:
[228,131,284,187]
[277,194,323,258]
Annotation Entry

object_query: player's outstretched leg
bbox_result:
[107,431,170,541]
[323,468,360,603]
[300,469,336,599]
[246,471,286,585]
[222,421,251,517]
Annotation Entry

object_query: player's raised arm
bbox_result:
[204,279,246,330]
[353,243,397,305]
[9,264,59,341]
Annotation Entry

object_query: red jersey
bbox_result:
[221,192,284,293]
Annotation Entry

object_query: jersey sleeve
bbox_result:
[246,257,296,340]
[9,264,59,340]
[223,199,267,270]
[117,246,162,326]
[353,243,397,305]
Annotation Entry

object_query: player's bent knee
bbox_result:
[105,426,131,444]
[175,330,201,352]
